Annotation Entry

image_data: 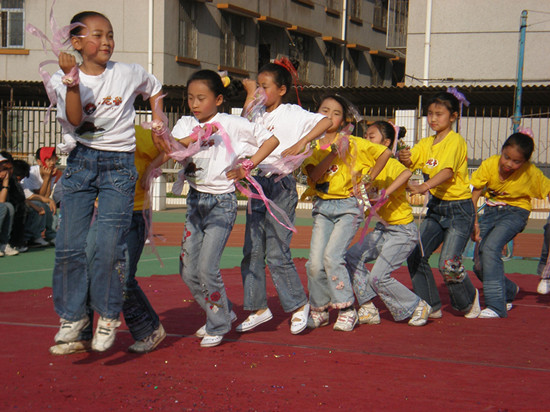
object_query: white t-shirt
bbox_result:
[171,112,273,194]
[51,61,162,152]
[253,104,326,174]
[21,165,63,203]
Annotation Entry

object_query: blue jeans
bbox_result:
[0,202,15,244]
[84,210,160,341]
[241,174,307,312]
[52,144,137,321]
[306,197,360,310]
[407,197,477,312]
[537,213,550,276]
[25,200,56,241]
[180,188,237,336]
[474,205,529,317]
[347,222,421,321]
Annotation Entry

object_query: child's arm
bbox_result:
[397,148,412,168]
[226,136,280,181]
[281,117,333,157]
[384,169,412,198]
[366,149,392,183]
[26,199,45,215]
[149,92,170,153]
[408,168,453,196]
[242,79,258,113]
[27,193,57,214]
[471,187,484,241]
[59,52,82,126]
[305,152,338,183]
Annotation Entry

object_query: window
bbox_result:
[220,12,246,69]
[349,0,361,20]
[324,42,339,86]
[178,1,197,58]
[0,0,24,48]
[373,0,388,31]
[370,54,386,86]
[289,33,309,83]
[347,49,360,87]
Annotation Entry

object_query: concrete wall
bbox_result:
[406,0,550,86]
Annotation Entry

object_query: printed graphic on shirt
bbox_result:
[76,96,124,140]
[487,187,509,198]
[425,158,439,168]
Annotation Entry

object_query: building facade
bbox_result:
[1,0,407,87]
[405,0,550,87]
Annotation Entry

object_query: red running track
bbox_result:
[1,259,549,410]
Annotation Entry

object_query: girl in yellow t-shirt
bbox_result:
[471,131,550,318]
[302,95,391,332]
[398,91,480,319]
[346,121,432,326]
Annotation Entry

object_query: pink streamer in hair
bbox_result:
[26,0,85,122]
[446,87,470,131]
[517,126,535,139]
[242,87,267,122]
[389,122,401,155]
[274,57,302,106]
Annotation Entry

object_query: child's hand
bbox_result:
[59,52,77,74]
[397,148,411,165]
[282,141,306,157]
[36,205,45,215]
[407,181,429,196]
[242,79,258,95]
[226,166,246,181]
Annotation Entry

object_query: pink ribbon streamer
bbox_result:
[517,126,534,139]
[26,0,85,122]
[358,189,388,244]
[242,87,267,122]
[141,166,165,267]
[389,122,401,155]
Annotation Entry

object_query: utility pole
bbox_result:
[512,10,528,133]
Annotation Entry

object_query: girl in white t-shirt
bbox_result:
[50,11,163,353]
[236,62,332,336]
[171,70,279,348]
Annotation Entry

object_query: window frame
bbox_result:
[0,0,25,49]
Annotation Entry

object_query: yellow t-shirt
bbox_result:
[369,158,414,225]
[409,130,471,201]
[133,125,160,211]
[302,136,388,199]
[470,154,550,211]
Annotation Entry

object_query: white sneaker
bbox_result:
[54,317,91,343]
[235,308,273,332]
[429,309,443,319]
[408,300,432,326]
[464,289,481,319]
[195,311,237,338]
[0,244,18,256]
[307,310,330,329]
[537,279,550,295]
[357,302,381,324]
[478,308,500,318]
[0,249,4,257]
[31,237,49,247]
[15,245,28,253]
[128,324,166,354]
[200,334,223,348]
[333,308,358,332]
[290,303,310,334]
[506,303,513,311]
[49,340,91,355]
[92,317,121,352]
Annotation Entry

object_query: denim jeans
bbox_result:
[537,213,550,276]
[347,222,421,321]
[407,197,477,312]
[473,205,529,317]
[0,202,15,244]
[180,188,237,336]
[241,174,307,313]
[52,144,137,321]
[306,197,360,310]
[25,200,56,241]
[85,210,160,341]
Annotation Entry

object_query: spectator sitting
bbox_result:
[0,153,18,256]
[21,147,60,246]
[3,155,31,253]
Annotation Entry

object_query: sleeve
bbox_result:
[530,166,550,199]
[409,139,425,170]
[171,117,192,140]
[132,64,162,100]
[291,105,327,139]
[439,134,467,172]
[470,159,490,189]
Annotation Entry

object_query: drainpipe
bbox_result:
[339,0,347,86]
[512,10,528,132]
[422,0,432,86]
[148,0,154,74]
